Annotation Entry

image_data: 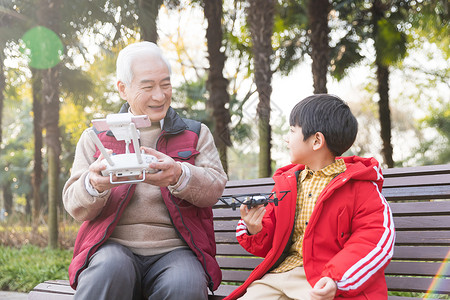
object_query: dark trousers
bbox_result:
[74,242,208,300]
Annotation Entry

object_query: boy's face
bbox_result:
[286,126,314,165]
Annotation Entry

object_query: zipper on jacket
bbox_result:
[168,193,215,294]
[156,120,214,292]
[74,184,134,286]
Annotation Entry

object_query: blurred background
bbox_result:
[0,0,448,293]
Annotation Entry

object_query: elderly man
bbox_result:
[63,42,227,300]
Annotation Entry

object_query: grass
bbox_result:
[0,245,72,293]
[0,216,78,293]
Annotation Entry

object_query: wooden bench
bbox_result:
[29,164,450,300]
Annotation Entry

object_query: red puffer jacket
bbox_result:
[226,156,395,300]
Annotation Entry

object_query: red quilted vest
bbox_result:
[68,109,221,292]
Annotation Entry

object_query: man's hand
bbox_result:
[239,203,266,235]
[310,277,337,300]
[139,146,182,187]
[88,150,116,193]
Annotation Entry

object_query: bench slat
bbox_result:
[388,296,442,300]
[386,276,450,294]
[221,270,252,282]
[392,246,450,261]
[216,257,262,269]
[393,215,450,229]
[385,261,450,276]
[28,281,74,294]
[214,215,450,231]
[383,185,450,201]
[214,201,450,218]
[382,164,450,177]
[222,183,450,200]
[382,173,450,188]
[28,282,74,300]
[216,244,252,256]
[216,230,450,245]
[394,231,450,245]
[390,201,450,215]
[217,246,450,261]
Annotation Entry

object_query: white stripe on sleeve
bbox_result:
[336,182,395,291]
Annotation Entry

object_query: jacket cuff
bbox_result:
[236,219,249,237]
[84,173,109,197]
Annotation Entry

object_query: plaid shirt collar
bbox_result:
[301,158,346,182]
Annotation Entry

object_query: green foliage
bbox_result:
[0,94,33,200]
[330,38,364,81]
[0,245,71,293]
[375,18,407,66]
[272,0,308,75]
[420,104,450,164]
[408,0,450,58]
[172,77,211,125]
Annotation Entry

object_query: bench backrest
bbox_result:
[212,164,450,297]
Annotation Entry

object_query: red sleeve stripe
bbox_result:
[337,181,395,291]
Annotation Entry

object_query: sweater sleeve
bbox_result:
[321,181,395,297]
[169,124,227,207]
[62,129,111,222]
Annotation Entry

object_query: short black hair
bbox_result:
[289,94,358,156]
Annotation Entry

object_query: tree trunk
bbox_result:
[247,0,276,178]
[31,69,43,228]
[43,66,61,248]
[203,0,231,174]
[3,182,12,215]
[373,0,394,168]
[137,0,163,43]
[308,0,330,94]
[25,193,32,217]
[376,63,394,167]
[0,47,5,216]
[39,0,62,248]
[0,47,4,156]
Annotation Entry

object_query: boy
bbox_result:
[226,94,395,300]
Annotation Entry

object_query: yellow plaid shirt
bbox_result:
[271,159,346,273]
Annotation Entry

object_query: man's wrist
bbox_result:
[85,173,108,197]
[170,161,183,185]
[169,162,191,191]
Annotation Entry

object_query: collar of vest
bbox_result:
[105,103,188,137]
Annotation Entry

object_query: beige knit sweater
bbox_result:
[63,121,227,256]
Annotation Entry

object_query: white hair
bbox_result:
[116,41,172,86]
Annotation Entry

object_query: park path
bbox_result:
[0,291,27,300]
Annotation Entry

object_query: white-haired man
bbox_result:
[63,41,227,300]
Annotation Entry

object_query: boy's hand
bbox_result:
[239,203,266,235]
[310,277,337,300]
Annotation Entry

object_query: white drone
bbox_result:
[88,113,159,184]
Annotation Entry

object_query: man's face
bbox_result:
[118,54,172,122]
